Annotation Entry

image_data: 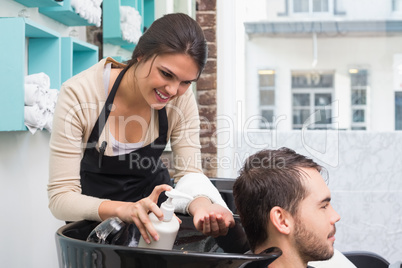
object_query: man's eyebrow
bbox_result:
[161,66,197,82]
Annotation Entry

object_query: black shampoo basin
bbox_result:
[55,178,282,267]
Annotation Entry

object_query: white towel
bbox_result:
[120,6,142,44]
[24,105,47,134]
[25,72,50,91]
[45,88,59,113]
[37,89,47,110]
[44,110,54,133]
[24,73,59,134]
[24,84,40,106]
[71,0,103,27]
[173,173,232,215]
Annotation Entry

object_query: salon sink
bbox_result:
[55,178,282,268]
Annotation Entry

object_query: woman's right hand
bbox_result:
[99,184,172,244]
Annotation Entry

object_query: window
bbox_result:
[334,0,346,15]
[292,0,330,14]
[292,71,334,129]
[350,69,368,130]
[393,0,402,12]
[396,92,402,130]
[258,70,275,128]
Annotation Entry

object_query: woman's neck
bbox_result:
[110,67,148,111]
[108,66,151,143]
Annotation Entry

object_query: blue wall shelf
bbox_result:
[39,0,95,26]
[103,0,137,49]
[0,18,61,131]
[61,37,99,84]
[103,0,154,55]
[13,0,62,7]
[103,0,156,50]
[143,0,155,30]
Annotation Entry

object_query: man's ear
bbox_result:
[269,206,292,235]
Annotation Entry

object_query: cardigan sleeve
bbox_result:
[172,173,231,214]
[168,88,204,181]
[168,90,231,214]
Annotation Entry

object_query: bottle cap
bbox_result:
[161,189,193,221]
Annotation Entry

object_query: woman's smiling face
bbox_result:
[134,53,199,110]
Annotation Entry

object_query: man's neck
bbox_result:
[268,255,306,268]
[256,241,307,268]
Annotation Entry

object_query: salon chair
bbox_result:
[343,251,390,268]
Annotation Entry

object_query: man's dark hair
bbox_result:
[233,147,322,251]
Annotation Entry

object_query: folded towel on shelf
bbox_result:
[43,110,54,133]
[25,72,50,91]
[70,0,103,27]
[120,6,142,44]
[45,88,59,114]
[37,89,48,110]
[24,105,47,134]
[24,84,40,106]
[24,72,59,134]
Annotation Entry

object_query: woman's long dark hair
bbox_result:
[126,13,208,78]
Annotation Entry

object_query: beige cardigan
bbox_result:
[48,58,204,221]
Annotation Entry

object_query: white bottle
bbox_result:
[138,189,193,250]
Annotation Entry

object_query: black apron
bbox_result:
[80,67,171,205]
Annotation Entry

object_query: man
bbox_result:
[233,147,353,268]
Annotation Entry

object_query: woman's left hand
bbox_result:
[190,197,235,237]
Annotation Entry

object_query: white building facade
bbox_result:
[216,0,402,263]
[243,0,402,131]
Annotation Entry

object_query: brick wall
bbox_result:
[86,25,103,61]
[196,0,218,178]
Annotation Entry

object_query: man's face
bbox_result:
[291,168,340,263]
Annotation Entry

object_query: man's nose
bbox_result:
[330,205,341,224]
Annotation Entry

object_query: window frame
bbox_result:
[349,68,369,130]
[289,0,334,16]
[258,69,276,129]
[291,71,335,130]
[396,91,402,130]
[278,0,345,16]
[393,0,402,13]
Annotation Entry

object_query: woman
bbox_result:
[48,13,234,244]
